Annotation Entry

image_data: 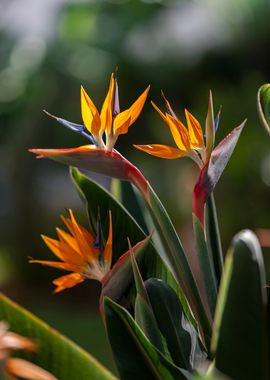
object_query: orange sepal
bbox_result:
[29,259,81,273]
[134,144,186,159]
[100,75,115,134]
[80,86,101,136]
[53,273,84,293]
[6,358,57,380]
[114,86,150,135]
[185,109,204,149]
[166,114,191,152]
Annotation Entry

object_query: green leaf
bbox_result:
[147,185,212,348]
[130,250,164,353]
[0,293,116,380]
[114,180,149,234]
[193,214,217,318]
[257,84,270,136]
[211,230,269,380]
[145,278,206,371]
[205,193,223,285]
[195,367,230,380]
[104,297,193,380]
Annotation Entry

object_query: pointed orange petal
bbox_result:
[100,75,114,135]
[41,235,66,261]
[80,86,101,135]
[114,86,150,135]
[41,234,84,266]
[104,211,113,270]
[134,144,186,159]
[6,358,57,380]
[151,101,168,123]
[127,85,150,125]
[29,259,80,273]
[185,109,204,148]
[152,101,191,152]
[60,216,95,248]
[166,114,191,151]
[68,210,99,262]
[56,228,81,255]
[2,333,38,352]
[53,273,84,293]
[112,111,131,135]
[79,224,96,246]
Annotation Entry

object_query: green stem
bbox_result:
[206,193,223,285]
[193,213,217,318]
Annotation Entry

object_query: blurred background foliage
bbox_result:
[1,0,270,372]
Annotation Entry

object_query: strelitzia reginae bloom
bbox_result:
[0,321,56,380]
[44,73,149,152]
[134,92,219,167]
[30,209,147,296]
[134,92,246,226]
[30,73,150,197]
[30,209,113,293]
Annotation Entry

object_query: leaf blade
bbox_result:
[211,230,269,380]
[104,297,193,380]
[0,293,116,380]
[257,83,270,136]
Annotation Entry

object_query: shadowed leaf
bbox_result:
[211,230,269,380]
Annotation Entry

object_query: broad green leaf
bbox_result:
[257,84,270,136]
[115,180,148,234]
[145,278,207,371]
[147,184,212,348]
[205,194,223,285]
[0,293,116,380]
[211,230,269,380]
[193,214,217,318]
[104,297,193,380]
[130,251,164,353]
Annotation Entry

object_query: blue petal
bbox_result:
[214,106,222,131]
[43,110,97,144]
[93,214,104,251]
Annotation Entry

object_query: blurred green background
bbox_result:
[1,0,270,373]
